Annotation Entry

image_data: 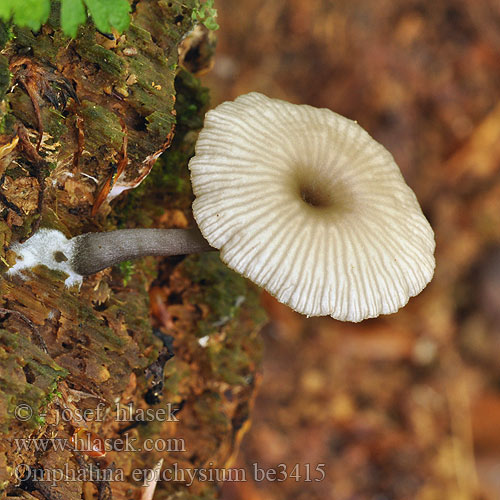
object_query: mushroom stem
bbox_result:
[71,227,214,276]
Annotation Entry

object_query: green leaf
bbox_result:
[107,0,130,33]
[203,18,219,31]
[0,0,131,38]
[13,0,51,31]
[192,0,219,31]
[83,0,130,34]
[83,0,110,32]
[0,0,51,31]
[60,0,86,37]
[0,1,13,21]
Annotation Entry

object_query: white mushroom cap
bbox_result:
[189,93,435,322]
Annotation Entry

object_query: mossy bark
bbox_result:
[0,3,265,499]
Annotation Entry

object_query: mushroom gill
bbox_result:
[189,92,435,322]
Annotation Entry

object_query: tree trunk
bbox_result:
[0,2,265,499]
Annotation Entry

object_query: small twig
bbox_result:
[91,119,128,217]
[17,78,44,151]
[0,307,48,354]
[141,458,163,500]
[66,387,109,403]
[10,58,78,152]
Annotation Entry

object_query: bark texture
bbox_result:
[0,3,265,499]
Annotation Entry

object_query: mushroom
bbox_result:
[7,92,435,322]
[189,92,435,322]
[7,227,213,287]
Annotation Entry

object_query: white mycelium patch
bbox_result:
[189,92,435,322]
[7,228,83,287]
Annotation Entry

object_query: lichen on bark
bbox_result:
[0,2,265,499]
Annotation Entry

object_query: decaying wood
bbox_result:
[0,2,266,499]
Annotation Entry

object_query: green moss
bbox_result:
[0,56,10,98]
[114,69,209,226]
[162,361,186,396]
[75,34,126,78]
[0,110,15,135]
[76,306,129,350]
[0,22,11,50]
[182,253,250,336]
[126,23,157,53]
[0,329,67,430]
[80,100,124,154]
[125,42,175,116]
[118,260,135,286]
[192,0,219,31]
[109,63,266,387]
[175,69,210,132]
[133,0,197,54]
[117,147,191,226]
[13,26,60,61]
[193,391,229,431]
[8,91,66,142]
[181,253,267,385]
[9,1,71,57]
[12,26,37,49]
[0,5,253,497]
[146,110,176,137]
[206,339,255,385]
[44,108,68,142]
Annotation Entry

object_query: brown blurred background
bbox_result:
[201,1,500,498]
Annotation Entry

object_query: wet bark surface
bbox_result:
[0,2,265,499]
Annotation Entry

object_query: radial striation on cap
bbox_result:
[189,92,435,322]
